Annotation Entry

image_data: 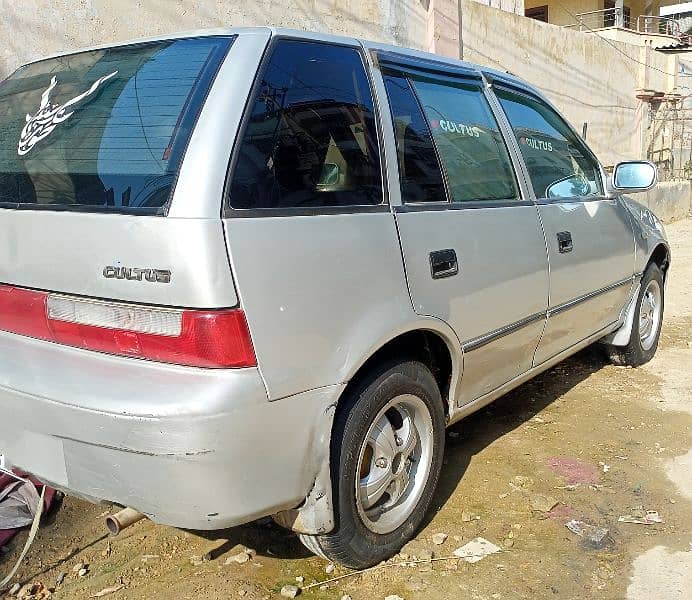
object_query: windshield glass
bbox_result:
[0,36,232,214]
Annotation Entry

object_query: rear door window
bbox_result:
[0,36,232,213]
[406,73,519,203]
[228,40,383,210]
[496,89,603,199]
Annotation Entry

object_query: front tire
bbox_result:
[605,263,664,367]
[299,360,445,569]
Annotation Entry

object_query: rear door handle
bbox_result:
[429,249,458,279]
[557,231,573,254]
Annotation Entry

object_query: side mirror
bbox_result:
[609,161,657,194]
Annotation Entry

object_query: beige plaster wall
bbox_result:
[0,0,429,78]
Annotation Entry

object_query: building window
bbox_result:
[604,1,631,28]
[525,6,548,22]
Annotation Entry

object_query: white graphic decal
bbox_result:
[520,136,553,152]
[18,70,118,156]
[438,120,481,137]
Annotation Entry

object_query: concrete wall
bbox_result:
[0,0,430,79]
[632,181,692,222]
[460,0,677,166]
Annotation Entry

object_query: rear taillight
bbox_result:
[0,284,256,368]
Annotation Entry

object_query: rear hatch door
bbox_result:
[0,35,238,308]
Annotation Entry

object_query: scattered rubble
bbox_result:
[529,493,559,513]
[618,510,664,524]
[15,583,52,600]
[72,562,86,573]
[225,548,255,565]
[280,584,300,598]
[461,510,480,522]
[431,532,448,545]
[510,475,534,489]
[189,553,211,567]
[565,520,611,549]
[453,537,501,563]
[90,584,125,598]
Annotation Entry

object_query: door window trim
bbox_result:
[222,35,389,218]
[375,54,530,211]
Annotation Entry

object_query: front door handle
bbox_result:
[557,231,573,254]
[430,249,458,279]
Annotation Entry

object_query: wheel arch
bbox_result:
[339,327,460,421]
[603,241,670,349]
[272,323,462,536]
[648,242,670,279]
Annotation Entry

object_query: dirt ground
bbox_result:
[2,219,691,600]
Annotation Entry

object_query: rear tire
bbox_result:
[299,360,445,569]
[605,263,664,367]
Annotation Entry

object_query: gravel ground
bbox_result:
[1,219,690,600]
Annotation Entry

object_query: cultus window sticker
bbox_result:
[520,136,553,152]
[430,119,481,137]
[18,71,118,156]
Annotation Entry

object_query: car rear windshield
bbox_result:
[0,36,233,214]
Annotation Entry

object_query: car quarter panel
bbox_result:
[223,213,437,400]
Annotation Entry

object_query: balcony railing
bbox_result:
[637,15,684,38]
[564,8,627,31]
[565,9,691,43]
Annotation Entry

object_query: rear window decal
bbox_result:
[18,71,118,156]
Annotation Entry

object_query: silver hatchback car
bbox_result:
[0,27,669,568]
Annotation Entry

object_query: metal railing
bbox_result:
[564,8,628,31]
[565,10,690,43]
[638,15,682,37]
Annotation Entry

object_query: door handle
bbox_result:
[429,249,458,279]
[557,231,573,254]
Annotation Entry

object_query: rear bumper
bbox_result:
[0,330,340,529]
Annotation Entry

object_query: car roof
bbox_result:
[18,26,539,98]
